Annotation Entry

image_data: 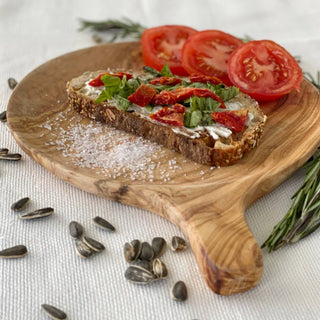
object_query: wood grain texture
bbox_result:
[7,42,320,295]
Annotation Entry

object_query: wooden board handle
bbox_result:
[184,203,263,295]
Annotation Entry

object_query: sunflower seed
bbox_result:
[171,281,188,301]
[0,153,21,161]
[0,245,28,258]
[11,197,30,211]
[41,304,67,320]
[8,78,18,90]
[82,236,105,252]
[68,221,84,239]
[132,259,152,272]
[124,242,135,263]
[0,111,7,122]
[171,236,187,252]
[0,148,9,155]
[125,265,156,284]
[18,207,54,220]
[74,239,95,259]
[93,216,115,232]
[152,258,168,279]
[139,242,154,261]
[152,237,167,258]
[131,239,142,260]
[92,34,102,43]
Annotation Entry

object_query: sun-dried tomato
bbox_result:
[149,77,182,85]
[151,90,176,105]
[88,72,133,87]
[150,103,186,126]
[211,108,249,132]
[151,87,226,108]
[128,84,158,107]
[190,74,224,85]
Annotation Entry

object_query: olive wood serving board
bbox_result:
[7,42,320,295]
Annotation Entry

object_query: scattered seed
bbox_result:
[18,207,54,220]
[0,153,22,161]
[139,242,154,261]
[82,236,105,252]
[92,34,102,43]
[0,111,7,122]
[68,221,84,239]
[124,242,136,263]
[41,304,67,320]
[152,237,167,258]
[171,236,187,252]
[131,239,142,260]
[0,245,28,258]
[171,281,188,301]
[152,258,168,279]
[0,148,9,155]
[74,239,95,259]
[11,197,30,211]
[132,259,152,272]
[125,265,156,285]
[8,77,18,90]
[93,216,115,232]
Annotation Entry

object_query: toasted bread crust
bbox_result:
[67,71,267,166]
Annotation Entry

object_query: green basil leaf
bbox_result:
[99,74,122,99]
[161,62,174,77]
[143,66,161,77]
[145,105,153,112]
[115,96,130,111]
[95,89,110,103]
[208,83,239,101]
[189,96,220,112]
[201,113,214,126]
[184,110,202,128]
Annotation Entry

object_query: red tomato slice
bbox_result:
[212,109,249,132]
[128,84,158,107]
[88,72,133,87]
[181,30,243,84]
[150,104,186,126]
[227,40,303,101]
[142,25,197,76]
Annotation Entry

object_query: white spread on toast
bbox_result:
[82,80,255,141]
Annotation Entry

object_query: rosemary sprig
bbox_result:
[303,71,320,90]
[262,150,320,251]
[79,17,146,42]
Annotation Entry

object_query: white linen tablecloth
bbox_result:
[1,0,320,319]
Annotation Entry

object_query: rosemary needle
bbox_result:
[79,17,146,42]
[262,150,320,251]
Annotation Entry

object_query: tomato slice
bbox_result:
[141,25,197,76]
[128,84,158,107]
[150,104,186,126]
[212,109,249,132]
[227,40,303,101]
[181,30,243,84]
[88,72,133,87]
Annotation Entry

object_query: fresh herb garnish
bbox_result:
[262,150,320,251]
[160,63,174,77]
[79,17,145,42]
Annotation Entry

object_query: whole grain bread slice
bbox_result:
[66,70,267,166]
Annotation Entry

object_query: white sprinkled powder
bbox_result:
[37,108,215,182]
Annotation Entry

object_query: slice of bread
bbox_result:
[66,70,267,166]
